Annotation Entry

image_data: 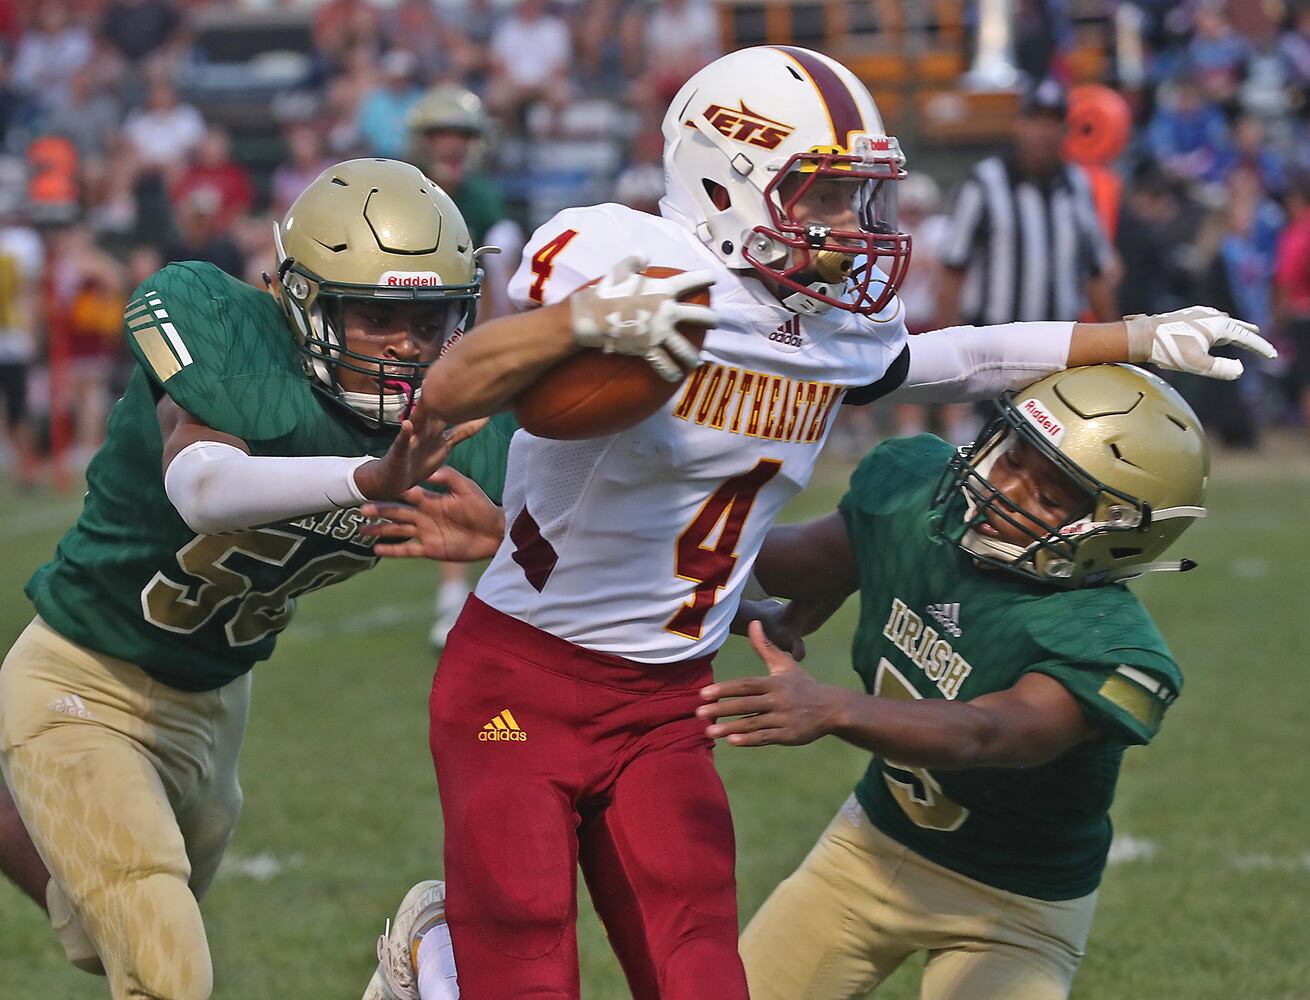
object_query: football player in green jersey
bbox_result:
[700,364,1209,1000]
[0,157,711,1000]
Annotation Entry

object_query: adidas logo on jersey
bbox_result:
[925,602,962,638]
[767,317,804,349]
[479,709,527,742]
[47,694,93,720]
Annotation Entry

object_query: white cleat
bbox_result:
[361,880,448,1000]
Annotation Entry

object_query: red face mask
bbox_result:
[744,150,912,317]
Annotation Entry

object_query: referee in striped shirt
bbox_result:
[936,79,1119,330]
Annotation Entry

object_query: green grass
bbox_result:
[1,437,1308,999]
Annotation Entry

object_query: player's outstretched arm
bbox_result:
[159,397,481,535]
[890,308,1277,405]
[358,467,507,562]
[700,624,1101,766]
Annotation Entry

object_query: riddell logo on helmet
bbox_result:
[1019,398,1065,445]
[380,270,443,287]
[697,102,795,150]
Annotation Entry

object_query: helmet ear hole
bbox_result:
[703,179,731,211]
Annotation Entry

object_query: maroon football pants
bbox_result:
[429,596,748,1000]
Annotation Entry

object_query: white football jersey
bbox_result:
[476,203,907,662]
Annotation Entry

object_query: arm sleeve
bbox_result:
[879,321,1074,404]
[939,175,987,270]
[164,440,371,536]
[1028,659,1179,747]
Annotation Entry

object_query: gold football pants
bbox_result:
[741,796,1097,1000]
[0,617,249,1000]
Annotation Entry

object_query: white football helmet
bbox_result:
[660,45,911,317]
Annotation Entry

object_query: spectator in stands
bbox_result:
[44,66,122,159]
[161,186,244,279]
[488,0,572,132]
[49,225,125,468]
[356,49,424,159]
[10,1,93,115]
[170,125,254,231]
[1280,6,1310,92]
[0,0,19,54]
[453,0,499,90]
[0,49,41,153]
[1274,175,1310,432]
[271,121,332,217]
[1116,161,1212,317]
[100,0,183,67]
[0,194,44,488]
[121,72,205,181]
[82,145,138,238]
[625,0,719,108]
[1014,0,1076,84]
[1215,114,1286,196]
[1188,2,1249,105]
[1144,73,1232,183]
[314,0,383,72]
[1187,169,1283,448]
[384,0,463,81]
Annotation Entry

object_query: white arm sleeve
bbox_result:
[164,440,374,536]
[885,321,1075,404]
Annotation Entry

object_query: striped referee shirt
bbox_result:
[941,156,1114,326]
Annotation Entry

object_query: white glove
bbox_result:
[569,256,717,382]
[1125,306,1277,381]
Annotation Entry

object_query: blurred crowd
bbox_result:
[0,0,1307,488]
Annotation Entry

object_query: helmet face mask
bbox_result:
[930,365,1210,588]
[661,46,913,318]
[746,146,911,316]
[274,158,481,428]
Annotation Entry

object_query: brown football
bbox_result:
[513,266,710,440]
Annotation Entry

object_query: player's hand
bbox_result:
[733,599,807,661]
[354,407,488,501]
[697,621,847,747]
[1125,306,1277,381]
[357,466,506,561]
[569,255,717,383]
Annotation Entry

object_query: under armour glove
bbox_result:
[1125,306,1277,381]
[569,256,717,382]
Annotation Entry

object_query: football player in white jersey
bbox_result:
[356,46,1273,1000]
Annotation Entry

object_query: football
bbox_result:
[513,266,710,440]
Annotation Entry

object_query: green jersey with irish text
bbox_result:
[839,435,1181,900]
[27,261,513,692]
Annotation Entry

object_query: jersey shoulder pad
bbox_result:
[1024,586,1181,745]
[123,262,302,440]
[842,434,953,517]
[508,203,708,310]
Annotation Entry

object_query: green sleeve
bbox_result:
[443,411,516,506]
[1030,656,1179,746]
[122,262,303,441]
[1022,585,1182,745]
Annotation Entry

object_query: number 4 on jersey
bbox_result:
[527,229,579,304]
[666,459,782,640]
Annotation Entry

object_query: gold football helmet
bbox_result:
[274,158,480,426]
[932,364,1210,587]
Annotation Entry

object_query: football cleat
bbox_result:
[361,879,448,1000]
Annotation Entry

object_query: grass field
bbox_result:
[0,436,1308,999]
